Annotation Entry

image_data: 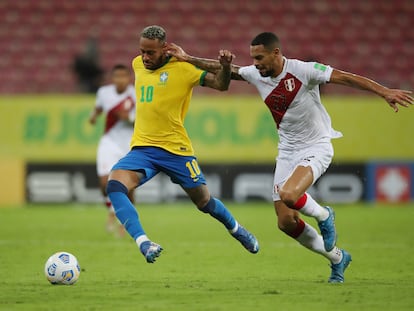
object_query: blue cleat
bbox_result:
[140,241,163,263]
[318,206,337,252]
[231,225,259,254]
[329,249,352,283]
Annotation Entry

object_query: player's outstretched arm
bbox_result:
[89,107,103,125]
[166,43,245,81]
[330,69,413,112]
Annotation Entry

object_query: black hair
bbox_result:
[111,64,129,72]
[251,32,281,50]
[141,25,166,43]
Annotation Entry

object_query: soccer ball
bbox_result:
[44,252,80,285]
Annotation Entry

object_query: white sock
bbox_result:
[296,222,342,264]
[135,235,150,248]
[297,193,329,222]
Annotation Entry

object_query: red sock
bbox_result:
[288,218,306,238]
[293,193,307,210]
[105,197,112,209]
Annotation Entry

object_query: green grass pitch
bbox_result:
[1,203,413,311]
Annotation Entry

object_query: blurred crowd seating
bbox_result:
[0,0,412,94]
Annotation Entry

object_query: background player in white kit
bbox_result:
[89,64,136,235]
[167,32,413,283]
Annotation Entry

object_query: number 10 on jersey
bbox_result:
[140,86,154,103]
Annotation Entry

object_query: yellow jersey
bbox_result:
[130,56,207,156]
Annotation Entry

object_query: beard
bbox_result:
[258,68,275,77]
[143,55,167,70]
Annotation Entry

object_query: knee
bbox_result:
[106,180,128,195]
[196,194,211,210]
[107,170,139,192]
[186,185,211,209]
[278,188,298,208]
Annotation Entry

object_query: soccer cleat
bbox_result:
[318,206,337,252]
[231,225,259,254]
[139,241,163,263]
[328,249,352,283]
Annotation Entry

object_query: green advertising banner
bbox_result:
[0,95,104,161]
[0,95,413,163]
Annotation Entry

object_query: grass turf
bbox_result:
[0,203,413,311]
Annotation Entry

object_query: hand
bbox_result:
[218,50,235,67]
[382,89,413,112]
[166,43,188,61]
[89,114,97,125]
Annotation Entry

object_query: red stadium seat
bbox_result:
[0,0,412,93]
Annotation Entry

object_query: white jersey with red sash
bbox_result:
[95,84,136,151]
[239,58,342,151]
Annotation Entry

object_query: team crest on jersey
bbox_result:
[284,78,295,92]
[159,72,169,84]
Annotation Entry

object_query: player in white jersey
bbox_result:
[167,32,413,283]
[89,64,136,235]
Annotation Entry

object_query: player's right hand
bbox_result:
[218,50,235,67]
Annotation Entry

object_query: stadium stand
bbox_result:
[0,0,412,93]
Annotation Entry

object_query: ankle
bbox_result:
[136,235,150,249]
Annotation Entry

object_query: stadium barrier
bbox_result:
[25,162,414,204]
[365,162,414,202]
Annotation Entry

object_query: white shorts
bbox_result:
[96,136,131,177]
[272,142,334,201]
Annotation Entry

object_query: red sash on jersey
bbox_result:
[264,73,302,129]
[105,96,134,133]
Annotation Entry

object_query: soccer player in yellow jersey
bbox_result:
[106,25,259,263]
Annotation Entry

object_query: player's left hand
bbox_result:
[218,50,234,67]
[89,114,97,125]
[383,89,413,112]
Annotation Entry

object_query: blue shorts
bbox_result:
[112,146,206,189]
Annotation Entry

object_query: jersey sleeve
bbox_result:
[95,88,104,108]
[238,65,258,84]
[179,61,207,87]
[301,61,333,86]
